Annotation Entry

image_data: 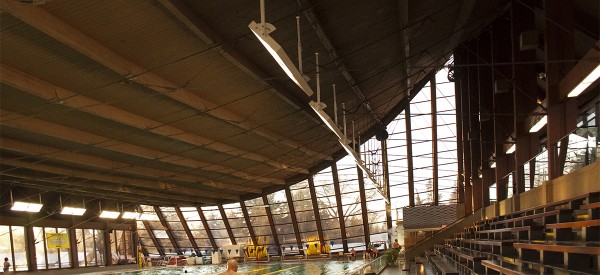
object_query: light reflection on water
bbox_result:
[115,260,365,275]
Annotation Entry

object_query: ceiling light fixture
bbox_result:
[529,115,547,133]
[121,211,140,219]
[490,162,496,168]
[568,64,600,97]
[248,0,313,97]
[505,144,516,154]
[61,206,86,216]
[249,0,388,204]
[11,201,43,213]
[99,210,120,219]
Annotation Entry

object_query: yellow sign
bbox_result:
[46,233,70,249]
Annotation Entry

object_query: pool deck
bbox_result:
[15,264,143,275]
[380,259,436,275]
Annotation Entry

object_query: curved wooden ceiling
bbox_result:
[0,0,509,206]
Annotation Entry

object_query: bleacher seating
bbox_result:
[428,192,599,274]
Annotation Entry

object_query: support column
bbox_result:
[454,65,465,205]
[491,18,515,201]
[25,226,37,271]
[482,168,493,206]
[69,227,79,268]
[284,187,304,254]
[154,206,182,254]
[512,0,539,195]
[477,29,496,207]
[240,201,258,246]
[175,207,199,252]
[467,39,483,211]
[544,0,575,180]
[218,205,236,245]
[262,194,281,255]
[381,138,393,247]
[141,221,163,256]
[456,46,473,213]
[104,228,115,264]
[331,163,349,253]
[405,107,416,206]
[356,166,371,245]
[431,76,439,206]
[307,176,325,243]
[196,207,217,250]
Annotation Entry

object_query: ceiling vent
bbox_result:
[520,30,539,51]
[20,0,47,5]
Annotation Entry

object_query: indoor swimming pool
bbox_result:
[111,260,366,275]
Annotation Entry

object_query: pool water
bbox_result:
[114,260,365,275]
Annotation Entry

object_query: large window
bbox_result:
[140,205,171,255]
[202,206,231,247]
[179,207,212,253]
[109,229,134,264]
[75,228,105,267]
[267,190,296,248]
[32,227,71,269]
[136,220,159,256]
[0,226,27,272]
[245,197,275,247]
[223,203,252,245]
[313,167,343,248]
[290,180,318,243]
[160,207,192,254]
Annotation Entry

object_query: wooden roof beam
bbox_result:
[158,0,332,161]
[0,64,305,175]
[0,109,280,186]
[0,137,262,194]
[0,157,236,201]
[0,171,210,205]
[0,0,327,164]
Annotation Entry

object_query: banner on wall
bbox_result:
[46,233,70,249]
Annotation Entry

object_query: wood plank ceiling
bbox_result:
[0,0,509,206]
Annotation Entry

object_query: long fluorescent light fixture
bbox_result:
[568,64,600,97]
[249,7,387,204]
[121,211,140,219]
[61,206,86,216]
[11,201,43,212]
[505,144,516,154]
[309,101,344,139]
[99,210,120,219]
[249,21,313,97]
[529,115,547,133]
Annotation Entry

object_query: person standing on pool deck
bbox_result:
[218,259,241,275]
[3,257,10,274]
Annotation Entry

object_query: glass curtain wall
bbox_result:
[202,206,230,247]
[160,207,192,254]
[136,220,159,256]
[110,229,134,263]
[289,180,319,244]
[313,167,344,248]
[266,190,296,249]
[130,68,460,256]
[244,197,274,248]
[75,228,104,267]
[32,227,71,270]
[180,207,212,254]
[0,225,27,272]
[223,203,252,245]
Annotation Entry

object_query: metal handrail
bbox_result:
[344,255,387,275]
